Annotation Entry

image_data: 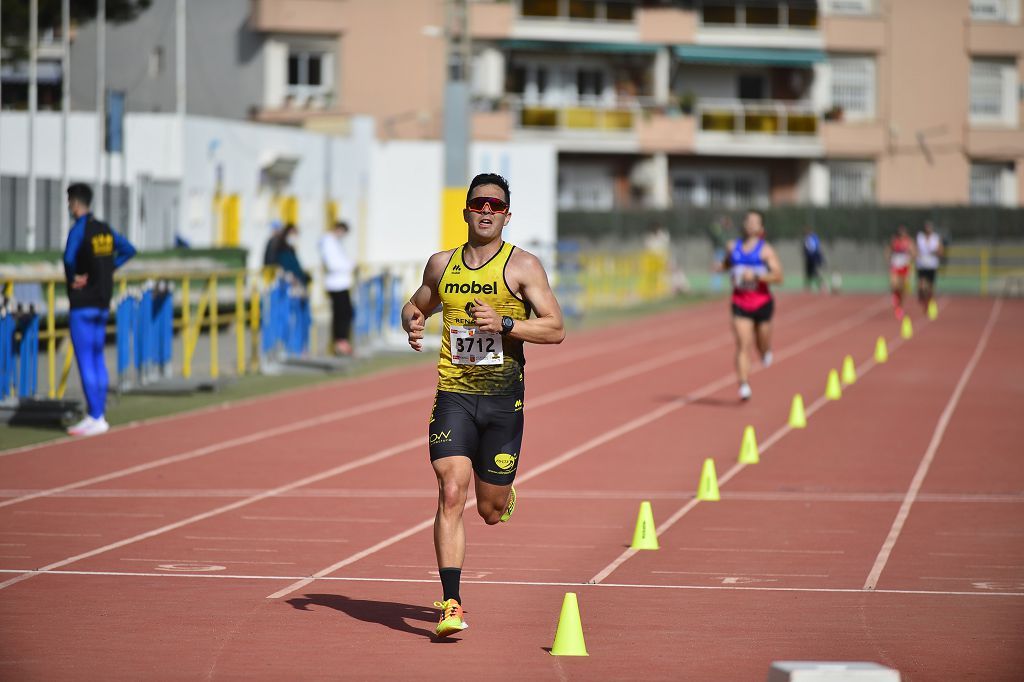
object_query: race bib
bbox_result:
[891,253,910,268]
[732,267,763,291]
[449,326,503,365]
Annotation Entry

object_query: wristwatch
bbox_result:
[500,316,515,336]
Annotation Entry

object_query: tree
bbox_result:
[2,0,152,55]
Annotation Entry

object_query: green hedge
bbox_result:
[558,206,1024,243]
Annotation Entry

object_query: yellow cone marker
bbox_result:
[697,458,720,501]
[788,394,807,429]
[927,299,938,321]
[738,426,759,464]
[841,355,857,385]
[874,336,889,363]
[901,316,913,340]
[630,501,659,550]
[825,369,842,401]
[550,592,589,657]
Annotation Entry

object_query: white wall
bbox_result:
[1,111,557,273]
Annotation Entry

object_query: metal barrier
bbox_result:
[0,305,40,399]
[942,245,1024,296]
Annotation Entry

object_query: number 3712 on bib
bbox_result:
[449,326,503,365]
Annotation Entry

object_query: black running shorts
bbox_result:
[428,389,524,486]
[917,268,937,284]
[731,299,775,324]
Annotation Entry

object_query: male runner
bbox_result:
[886,225,916,320]
[718,210,783,401]
[63,183,137,436]
[401,173,564,637]
[915,220,943,311]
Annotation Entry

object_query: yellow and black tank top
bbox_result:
[437,242,529,395]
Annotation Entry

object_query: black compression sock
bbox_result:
[439,567,462,605]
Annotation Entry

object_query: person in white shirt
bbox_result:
[915,220,944,311]
[319,221,356,356]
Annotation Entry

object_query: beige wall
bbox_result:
[250,0,348,33]
[874,0,971,204]
[637,7,696,44]
[638,114,695,153]
[337,0,447,139]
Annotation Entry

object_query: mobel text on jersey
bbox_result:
[444,280,499,295]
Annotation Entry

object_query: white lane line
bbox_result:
[184,535,349,544]
[265,299,888,600]
[0,435,424,591]
[589,302,899,585]
[469,543,598,549]
[192,548,280,553]
[5,487,1021,503]
[863,299,1002,591]
[2,568,1023,598]
[0,306,760,594]
[240,515,391,523]
[652,571,830,578]
[383,564,562,572]
[12,510,165,518]
[0,392,431,511]
[119,558,297,566]
[675,547,845,555]
[0,301,763,511]
[0,301,735,459]
[704,527,858,534]
[0,528,102,532]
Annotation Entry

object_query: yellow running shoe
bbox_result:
[433,599,468,637]
[499,485,516,523]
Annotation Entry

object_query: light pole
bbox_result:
[439,0,470,250]
[27,0,38,251]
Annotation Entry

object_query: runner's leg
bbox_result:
[731,315,755,386]
[432,456,473,569]
[475,478,513,526]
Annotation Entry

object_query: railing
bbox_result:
[508,96,653,133]
[696,98,819,137]
[942,245,1024,296]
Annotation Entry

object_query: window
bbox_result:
[738,74,766,100]
[605,2,635,21]
[700,2,818,28]
[970,59,1017,125]
[970,0,1020,22]
[823,0,874,15]
[521,0,634,22]
[829,162,874,205]
[970,163,1014,205]
[830,57,875,119]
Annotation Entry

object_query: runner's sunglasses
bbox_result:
[466,196,509,214]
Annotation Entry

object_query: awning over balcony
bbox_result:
[499,39,658,55]
[674,45,825,67]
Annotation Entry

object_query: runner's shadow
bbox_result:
[286,594,455,642]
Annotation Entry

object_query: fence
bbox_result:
[1,244,681,409]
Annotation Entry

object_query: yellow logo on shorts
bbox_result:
[494,453,517,471]
[514,399,523,412]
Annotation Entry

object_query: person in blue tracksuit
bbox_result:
[63,183,136,436]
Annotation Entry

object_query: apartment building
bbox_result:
[7,0,1024,209]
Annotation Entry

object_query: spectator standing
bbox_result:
[319,221,357,356]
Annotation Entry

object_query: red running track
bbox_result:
[0,294,1021,680]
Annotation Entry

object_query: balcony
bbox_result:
[510,0,640,43]
[501,95,645,150]
[696,1,822,49]
[694,98,822,156]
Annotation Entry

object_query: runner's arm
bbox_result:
[715,240,735,272]
[402,251,448,352]
[496,251,564,345]
[758,244,784,285]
